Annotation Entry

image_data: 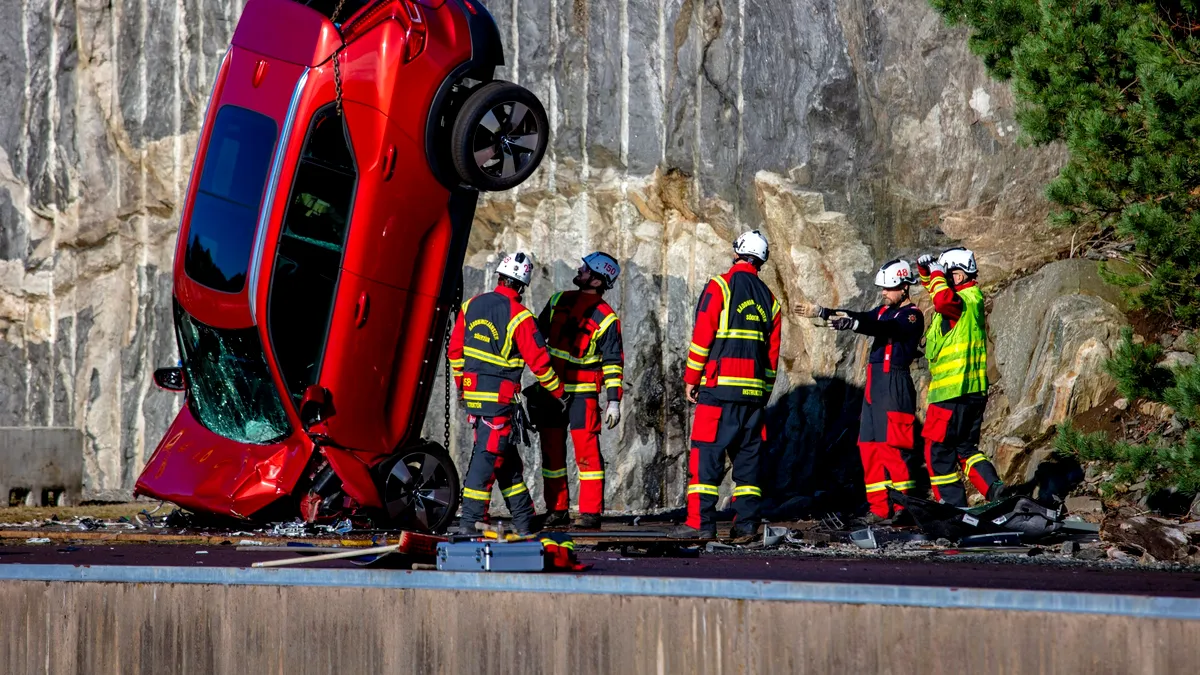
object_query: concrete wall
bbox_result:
[0,427,82,505]
[3,575,1198,673]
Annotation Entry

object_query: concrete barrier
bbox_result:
[0,428,83,506]
[2,565,1199,673]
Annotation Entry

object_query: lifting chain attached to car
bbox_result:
[329,0,349,116]
[444,302,459,454]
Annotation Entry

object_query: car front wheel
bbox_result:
[450,81,549,191]
[379,440,460,533]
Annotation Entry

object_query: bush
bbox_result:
[929,0,1200,324]
[1056,422,1200,496]
[1104,327,1172,401]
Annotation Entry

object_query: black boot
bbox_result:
[543,510,570,528]
[728,520,761,542]
[574,513,602,530]
[667,524,716,540]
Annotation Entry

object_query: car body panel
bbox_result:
[141,395,313,519]
[231,0,343,68]
[137,0,504,522]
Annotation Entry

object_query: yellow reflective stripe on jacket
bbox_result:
[579,471,605,481]
[594,313,619,339]
[714,328,765,341]
[930,473,960,486]
[542,375,562,391]
[463,391,502,402]
[686,357,706,371]
[602,365,623,376]
[732,485,761,497]
[689,342,710,356]
[713,275,733,333]
[716,376,764,389]
[687,484,720,496]
[501,483,528,498]
[463,487,491,501]
[547,346,603,365]
[500,309,534,360]
[892,480,915,491]
[604,378,622,389]
[565,383,599,393]
[463,346,525,369]
[541,468,567,479]
[535,368,557,383]
[864,480,892,493]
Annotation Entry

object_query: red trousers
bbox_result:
[859,442,911,518]
[859,365,916,517]
[539,395,605,514]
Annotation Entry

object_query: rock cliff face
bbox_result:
[0,0,1082,510]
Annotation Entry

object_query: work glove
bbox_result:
[794,302,833,320]
[605,400,621,429]
[830,316,858,331]
[917,254,945,275]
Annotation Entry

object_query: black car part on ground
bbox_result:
[889,488,1064,543]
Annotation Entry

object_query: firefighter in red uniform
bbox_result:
[672,231,781,541]
[448,251,564,535]
[796,259,923,523]
[536,252,625,530]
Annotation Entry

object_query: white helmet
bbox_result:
[937,247,977,275]
[497,251,534,286]
[582,251,621,288]
[734,230,770,262]
[875,259,914,289]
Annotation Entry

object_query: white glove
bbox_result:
[605,400,621,429]
[917,254,934,268]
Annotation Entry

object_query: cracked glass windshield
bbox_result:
[175,303,291,444]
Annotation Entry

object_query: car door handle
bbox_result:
[381,144,396,181]
[354,291,370,328]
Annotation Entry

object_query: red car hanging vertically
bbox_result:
[135,0,549,532]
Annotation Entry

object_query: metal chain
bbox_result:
[444,304,459,453]
[329,0,348,116]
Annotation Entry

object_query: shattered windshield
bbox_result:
[175,302,292,445]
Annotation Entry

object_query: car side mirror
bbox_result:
[153,367,185,392]
[300,385,334,431]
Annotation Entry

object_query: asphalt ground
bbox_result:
[2,542,1200,597]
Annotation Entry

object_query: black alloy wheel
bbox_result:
[450,81,549,191]
[380,441,460,533]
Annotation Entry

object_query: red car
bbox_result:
[134,0,548,532]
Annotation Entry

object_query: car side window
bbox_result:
[268,105,357,402]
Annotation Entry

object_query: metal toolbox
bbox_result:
[436,540,545,572]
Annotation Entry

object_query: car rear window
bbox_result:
[184,106,278,293]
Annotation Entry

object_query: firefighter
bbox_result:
[916,247,1006,507]
[448,251,565,535]
[671,231,781,541]
[796,259,923,523]
[536,252,625,530]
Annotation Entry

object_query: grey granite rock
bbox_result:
[0,0,1112,513]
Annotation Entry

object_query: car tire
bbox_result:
[450,80,549,191]
[379,440,461,533]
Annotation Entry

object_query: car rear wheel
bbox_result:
[379,441,460,533]
[451,81,548,191]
